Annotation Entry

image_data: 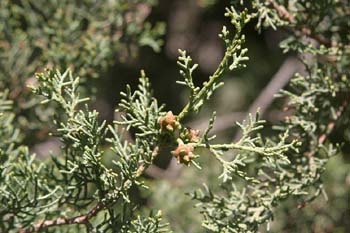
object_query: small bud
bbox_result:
[181,127,200,143]
[188,128,200,142]
[158,111,179,131]
[171,139,195,165]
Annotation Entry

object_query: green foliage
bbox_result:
[0,0,164,141]
[1,0,350,232]
[1,69,170,232]
[177,7,250,120]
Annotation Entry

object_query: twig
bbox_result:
[19,202,104,233]
[177,48,232,121]
[299,27,333,47]
[266,0,296,24]
[188,109,290,137]
[188,112,245,134]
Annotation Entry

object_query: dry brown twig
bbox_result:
[19,202,104,233]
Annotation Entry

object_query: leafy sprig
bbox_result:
[177,7,250,120]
